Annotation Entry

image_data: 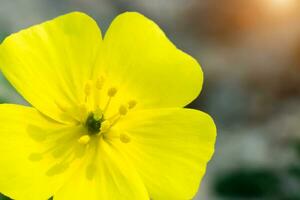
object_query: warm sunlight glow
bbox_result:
[262,0,297,17]
[269,0,296,10]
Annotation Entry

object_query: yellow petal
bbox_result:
[54,140,148,200]
[95,12,202,113]
[0,104,85,200]
[116,108,216,199]
[0,12,102,123]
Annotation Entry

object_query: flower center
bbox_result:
[76,77,138,145]
[85,112,103,135]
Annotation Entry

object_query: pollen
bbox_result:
[78,135,91,145]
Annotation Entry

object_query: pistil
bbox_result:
[85,113,103,135]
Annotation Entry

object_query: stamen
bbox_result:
[100,120,111,133]
[74,104,88,123]
[108,105,128,128]
[120,133,131,143]
[119,105,128,115]
[96,76,104,90]
[79,104,87,114]
[103,87,118,113]
[107,87,117,97]
[93,108,103,121]
[84,81,92,96]
[78,135,91,145]
[128,100,137,109]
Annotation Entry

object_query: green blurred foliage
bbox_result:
[214,169,280,198]
[215,140,300,199]
[0,194,11,200]
[0,193,53,199]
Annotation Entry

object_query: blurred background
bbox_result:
[1,0,300,199]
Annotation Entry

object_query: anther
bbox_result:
[84,81,92,96]
[78,135,91,145]
[79,104,87,114]
[100,120,111,133]
[93,108,103,121]
[96,77,104,90]
[119,105,128,115]
[128,100,137,109]
[107,87,117,97]
[120,133,131,143]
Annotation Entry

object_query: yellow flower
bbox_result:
[0,12,216,200]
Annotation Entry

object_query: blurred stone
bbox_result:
[184,0,264,43]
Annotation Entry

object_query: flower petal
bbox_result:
[0,104,85,200]
[116,108,216,199]
[0,12,102,123]
[96,12,203,110]
[54,140,149,200]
